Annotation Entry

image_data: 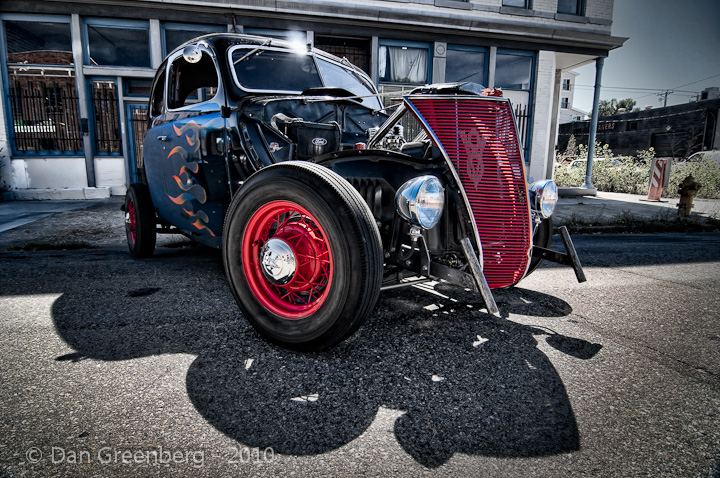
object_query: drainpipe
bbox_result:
[581,56,604,193]
[71,14,95,188]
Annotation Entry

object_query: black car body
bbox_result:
[125,33,584,350]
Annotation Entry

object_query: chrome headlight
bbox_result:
[395,176,445,229]
[529,180,558,219]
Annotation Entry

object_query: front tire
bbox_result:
[223,162,383,351]
[527,216,553,275]
[125,183,156,258]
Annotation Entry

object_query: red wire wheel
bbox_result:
[125,183,156,258]
[241,201,333,319]
[127,198,137,245]
[223,161,383,351]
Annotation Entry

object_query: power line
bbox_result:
[670,72,720,90]
[574,85,698,94]
[574,72,720,97]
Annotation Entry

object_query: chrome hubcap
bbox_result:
[260,238,296,285]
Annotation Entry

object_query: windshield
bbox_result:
[316,57,382,110]
[230,46,381,108]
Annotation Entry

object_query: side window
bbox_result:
[167,52,219,109]
[150,65,166,118]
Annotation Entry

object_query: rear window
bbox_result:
[230,48,322,93]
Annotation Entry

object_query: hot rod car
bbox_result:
[125,33,585,350]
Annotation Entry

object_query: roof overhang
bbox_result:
[20,0,627,57]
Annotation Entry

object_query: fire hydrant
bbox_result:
[677,175,702,216]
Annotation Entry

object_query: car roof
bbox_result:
[169,32,363,75]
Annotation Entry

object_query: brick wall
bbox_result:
[585,0,614,20]
[531,0,557,14]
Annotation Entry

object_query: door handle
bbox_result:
[157,135,168,142]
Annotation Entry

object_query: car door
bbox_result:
[143,46,228,247]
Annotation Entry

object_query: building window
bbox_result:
[562,78,571,91]
[561,97,569,109]
[446,46,488,86]
[91,81,121,154]
[5,19,74,66]
[376,40,431,138]
[4,18,83,155]
[124,79,153,97]
[245,28,303,42]
[314,35,371,74]
[502,0,530,7]
[494,50,535,161]
[86,20,150,67]
[162,23,225,57]
[378,41,430,84]
[557,0,585,16]
[495,52,533,90]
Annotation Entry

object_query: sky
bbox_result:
[572,0,720,113]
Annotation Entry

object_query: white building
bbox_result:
[0,0,625,199]
[558,71,589,124]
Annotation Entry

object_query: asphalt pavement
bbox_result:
[0,194,719,477]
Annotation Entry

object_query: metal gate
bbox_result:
[125,103,148,183]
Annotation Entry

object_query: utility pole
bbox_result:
[657,90,673,107]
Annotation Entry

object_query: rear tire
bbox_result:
[125,183,156,258]
[223,161,383,351]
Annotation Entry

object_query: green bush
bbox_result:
[553,143,720,199]
[665,160,720,199]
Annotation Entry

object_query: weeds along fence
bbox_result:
[554,143,720,199]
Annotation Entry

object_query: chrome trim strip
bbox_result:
[460,237,499,316]
[506,97,534,280]
[367,103,407,148]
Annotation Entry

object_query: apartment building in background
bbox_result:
[558,71,588,124]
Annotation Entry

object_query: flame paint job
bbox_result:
[168,192,197,205]
[173,121,200,147]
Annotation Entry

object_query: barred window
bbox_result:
[92,81,121,154]
[8,77,83,154]
[4,19,82,155]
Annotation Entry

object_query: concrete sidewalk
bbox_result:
[554,191,720,223]
[0,199,110,234]
[0,190,717,238]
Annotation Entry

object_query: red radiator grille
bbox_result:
[406,96,532,288]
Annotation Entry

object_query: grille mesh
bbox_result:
[407,96,532,288]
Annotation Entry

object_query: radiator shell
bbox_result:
[405,95,533,288]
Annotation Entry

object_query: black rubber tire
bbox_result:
[223,161,383,351]
[526,216,553,276]
[125,183,157,258]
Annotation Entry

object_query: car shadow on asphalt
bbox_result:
[48,250,601,468]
